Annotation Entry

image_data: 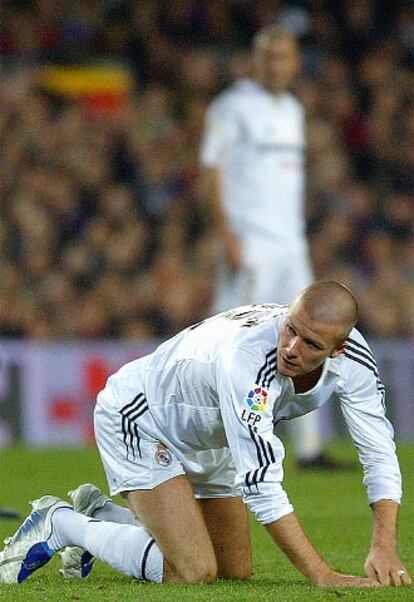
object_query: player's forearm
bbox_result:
[265,511,332,585]
[364,499,410,586]
[369,499,399,551]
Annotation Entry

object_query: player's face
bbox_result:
[277,304,346,378]
[254,38,299,94]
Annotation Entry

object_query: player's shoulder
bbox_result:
[221,303,288,326]
[340,327,380,379]
[220,307,281,377]
[209,78,261,110]
[346,327,374,356]
[222,305,285,357]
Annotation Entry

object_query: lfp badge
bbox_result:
[246,387,268,412]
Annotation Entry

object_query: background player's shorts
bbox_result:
[214,233,313,312]
[94,400,240,499]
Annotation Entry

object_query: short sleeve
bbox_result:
[200,94,242,167]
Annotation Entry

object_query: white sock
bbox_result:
[84,520,163,581]
[48,508,163,582]
[48,508,89,550]
[93,501,141,526]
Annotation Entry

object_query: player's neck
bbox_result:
[253,76,286,98]
[292,365,323,394]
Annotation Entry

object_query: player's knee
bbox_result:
[224,567,252,581]
[177,558,217,583]
[187,562,217,583]
[220,561,252,580]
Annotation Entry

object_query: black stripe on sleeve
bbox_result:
[344,351,379,378]
[122,394,147,418]
[245,471,253,491]
[256,349,277,386]
[343,351,385,393]
[347,337,376,361]
[264,372,276,389]
[259,464,270,482]
[266,440,276,463]
[257,435,270,465]
[127,403,149,422]
[251,468,261,488]
[245,428,279,490]
[345,342,379,376]
[121,393,145,415]
[346,339,376,362]
[248,425,264,467]
[261,358,277,388]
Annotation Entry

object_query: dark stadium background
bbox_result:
[0,0,413,446]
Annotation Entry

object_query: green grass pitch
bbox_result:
[0,441,412,601]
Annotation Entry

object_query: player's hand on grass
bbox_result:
[364,547,412,587]
[315,569,380,588]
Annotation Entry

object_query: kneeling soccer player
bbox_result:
[0,282,411,587]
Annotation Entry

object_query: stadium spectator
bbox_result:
[0,0,412,342]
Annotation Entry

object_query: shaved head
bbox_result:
[291,281,358,344]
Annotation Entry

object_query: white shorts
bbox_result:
[94,400,239,499]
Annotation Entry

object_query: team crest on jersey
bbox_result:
[246,387,268,412]
[154,442,172,467]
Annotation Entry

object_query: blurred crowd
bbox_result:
[0,0,413,339]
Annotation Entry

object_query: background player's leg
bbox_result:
[124,474,218,583]
[288,412,321,461]
[252,241,334,465]
[213,262,253,312]
[198,496,252,579]
[278,246,348,467]
[242,240,330,465]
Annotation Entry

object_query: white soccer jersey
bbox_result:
[98,305,401,524]
[200,78,305,242]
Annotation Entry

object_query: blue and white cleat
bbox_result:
[59,483,109,579]
[58,546,95,579]
[0,495,71,584]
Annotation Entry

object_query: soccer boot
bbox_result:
[59,483,110,579]
[0,495,71,584]
[68,483,110,517]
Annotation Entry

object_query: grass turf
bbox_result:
[0,441,412,601]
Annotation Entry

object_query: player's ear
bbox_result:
[329,341,346,358]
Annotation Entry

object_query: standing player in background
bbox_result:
[200,25,340,469]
